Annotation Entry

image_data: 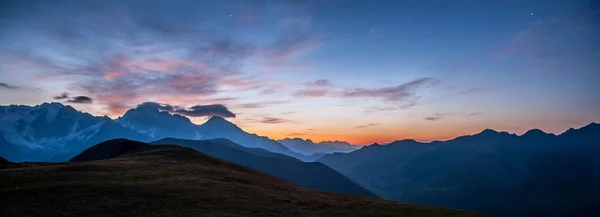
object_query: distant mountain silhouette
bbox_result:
[319,123,600,217]
[277,138,360,155]
[0,103,150,162]
[1,139,486,217]
[150,138,377,198]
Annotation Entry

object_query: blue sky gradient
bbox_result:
[1,0,599,144]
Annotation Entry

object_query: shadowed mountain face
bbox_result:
[1,139,488,217]
[318,123,600,217]
[277,138,360,155]
[0,103,150,162]
[150,138,377,198]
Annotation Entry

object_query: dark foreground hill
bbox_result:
[0,140,485,217]
[150,138,377,198]
[0,157,20,169]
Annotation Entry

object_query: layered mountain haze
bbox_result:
[278,138,360,155]
[318,123,600,217]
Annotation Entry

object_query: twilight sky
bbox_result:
[1,0,599,144]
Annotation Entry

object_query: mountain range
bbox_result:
[2,139,485,217]
[277,138,360,155]
[0,103,355,162]
[0,102,375,198]
[318,123,600,217]
[1,102,599,216]
[0,103,148,162]
[148,137,376,198]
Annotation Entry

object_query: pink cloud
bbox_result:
[103,57,210,80]
[293,89,330,98]
[261,62,310,72]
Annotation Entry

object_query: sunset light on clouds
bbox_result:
[1,0,599,144]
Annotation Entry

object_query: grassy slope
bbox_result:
[0,145,487,217]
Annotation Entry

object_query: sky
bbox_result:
[1,0,599,144]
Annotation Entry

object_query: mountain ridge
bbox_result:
[149,137,377,198]
[318,121,600,217]
[117,104,310,160]
[277,137,360,156]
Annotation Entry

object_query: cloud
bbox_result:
[175,104,235,118]
[293,89,330,98]
[260,117,294,124]
[0,82,41,91]
[0,0,325,116]
[461,87,493,95]
[261,62,310,72]
[354,123,379,129]
[66,96,93,104]
[285,132,308,136]
[52,92,93,104]
[292,79,334,98]
[424,112,481,121]
[53,93,70,100]
[343,78,439,101]
[137,102,175,111]
[364,99,420,113]
[305,79,331,87]
[291,79,437,107]
[237,101,289,109]
[135,101,236,118]
[262,33,322,61]
[424,113,447,121]
[0,82,20,90]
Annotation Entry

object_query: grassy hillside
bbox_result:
[0,140,486,217]
[150,138,378,198]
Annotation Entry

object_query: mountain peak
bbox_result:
[523,128,548,137]
[121,106,190,121]
[41,102,65,107]
[206,116,230,124]
[201,116,239,129]
[38,102,70,111]
[479,128,498,134]
[584,122,599,129]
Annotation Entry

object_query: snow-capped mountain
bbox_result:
[277,138,361,155]
[0,102,309,162]
[116,105,308,160]
[116,105,199,140]
[0,103,149,162]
